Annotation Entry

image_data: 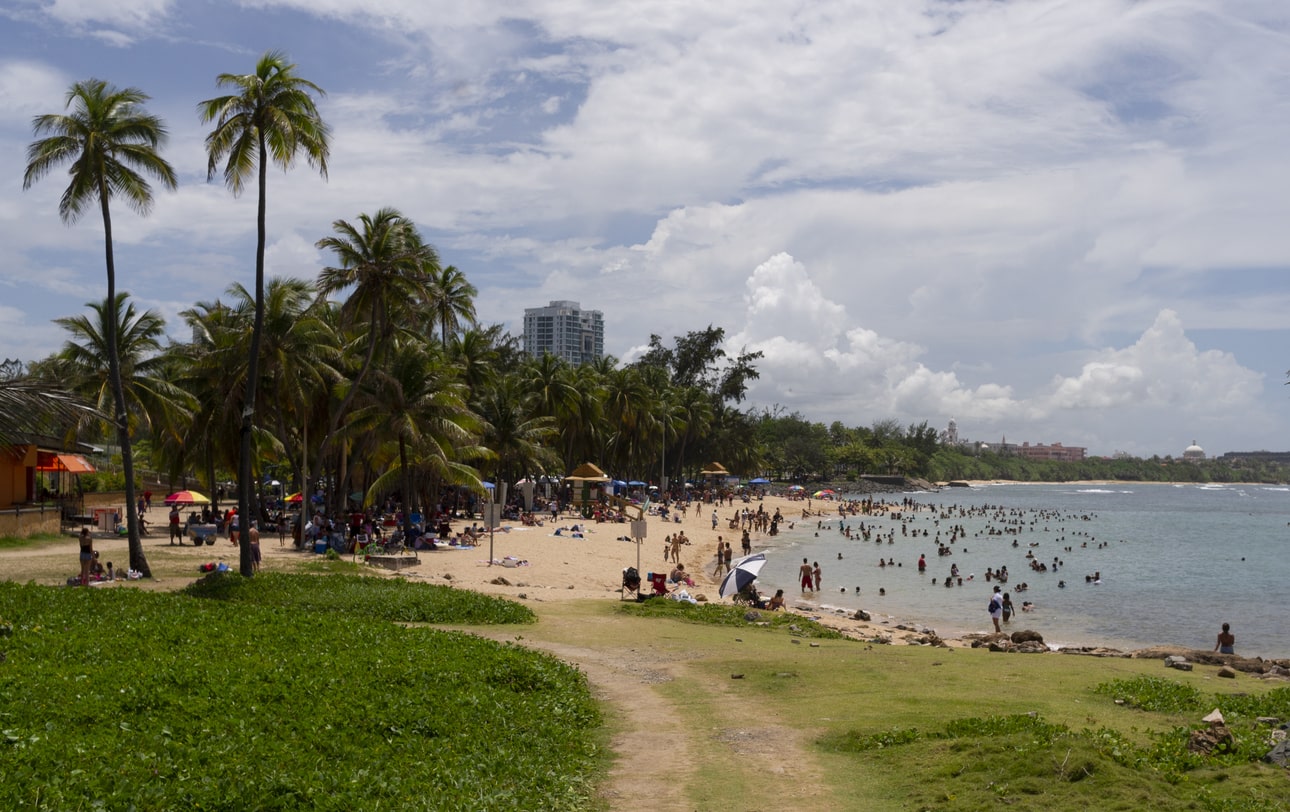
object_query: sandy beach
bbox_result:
[11,492,931,645]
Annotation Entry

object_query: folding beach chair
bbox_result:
[621,566,641,601]
[647,571,669,597]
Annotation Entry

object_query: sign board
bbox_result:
[630,519,647,540]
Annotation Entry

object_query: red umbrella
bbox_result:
[284,492,303,503]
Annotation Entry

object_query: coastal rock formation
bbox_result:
[1010,629,1044,645]
[1133,647,1290,675]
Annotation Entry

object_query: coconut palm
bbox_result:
[477,376,560,486]
[228,277,337,500]
[24,79,177,576]
[51,294,191,439]
[427,264,477,350]
[315,208,438,510]
[0,378,99,446]
[200,50,330,576]
[359,340,486,536]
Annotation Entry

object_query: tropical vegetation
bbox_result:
[16,54,1287,582]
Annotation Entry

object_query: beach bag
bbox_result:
[988,599,999,613]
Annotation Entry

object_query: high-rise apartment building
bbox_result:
[522,300,604,364]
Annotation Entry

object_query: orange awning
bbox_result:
[36,453,96,474]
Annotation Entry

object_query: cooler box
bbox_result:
[313,540,328,554]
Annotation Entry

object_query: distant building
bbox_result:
[522,300,604,364]
[1221,450,1290,465]
[1014,442,1086,462]
[1182,441,1206,462]
[940,418,959,446]
[975,436,1086,461]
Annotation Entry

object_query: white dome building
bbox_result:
[1182,441,1205,461]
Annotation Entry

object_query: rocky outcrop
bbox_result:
[1132,647,1290,675]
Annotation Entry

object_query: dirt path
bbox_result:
[5,534,833,809]
[465,605,832,810]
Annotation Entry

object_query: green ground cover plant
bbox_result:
[0,577,598,811]
[617,596,845,639]
[810,676,1289,811]
[182,570,536,625]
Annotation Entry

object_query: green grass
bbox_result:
[181,570,536,625]
[617,596,846,638]
[0,532,65,551]
[0,576,597,811]
[584,598,1289,811]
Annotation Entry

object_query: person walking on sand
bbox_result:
[711,509,719,530]
[1214,622,1236,655]
[988,586,1003,633]
[714,536,727,576]
[799,557,814,592]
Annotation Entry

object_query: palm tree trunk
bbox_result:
[100,185,150,577]
[317,299,382,518]
[236,138,269,576]
[399,434,413,538]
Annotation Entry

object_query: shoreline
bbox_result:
[8,488,1287,667]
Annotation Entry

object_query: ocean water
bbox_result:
[751,483,1290,658]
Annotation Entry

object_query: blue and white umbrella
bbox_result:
[719,552,767,599]
[749,477,770,485]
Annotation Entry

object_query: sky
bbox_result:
[1,0,1288,459]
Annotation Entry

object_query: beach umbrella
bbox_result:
[787,485,805,492]
[749,477,770,485]
[719,552,767,599]
[628,480,647,487]
[813,489,836,499]
[164,490,210,506]
[284,492,303,503]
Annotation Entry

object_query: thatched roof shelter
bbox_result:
[565,462,610,481]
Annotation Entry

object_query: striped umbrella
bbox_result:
[719,552,767,599]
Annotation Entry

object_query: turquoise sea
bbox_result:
[751,483,1290,658]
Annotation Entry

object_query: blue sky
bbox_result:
[2,0,1288,458]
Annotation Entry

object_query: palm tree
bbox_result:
[51,294,191,440]
[0,378,99,446]
[427,264,477,350]
[477,377,560,485]
[234,278,338,508]
[360,340,486,536]
[200,51,330,576]
[315,208,438,510]
[24,79,177,576]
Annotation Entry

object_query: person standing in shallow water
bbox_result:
[799,557,814,592]
[1214,622,1235,654]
